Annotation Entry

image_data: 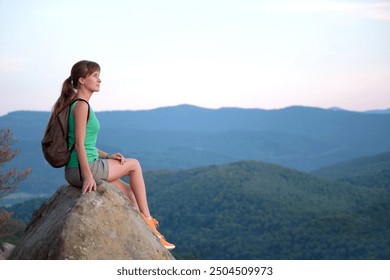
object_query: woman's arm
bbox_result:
[73,101,96,194]
[97,148,126,165]
[97,149,110,159]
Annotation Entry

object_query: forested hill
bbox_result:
[312,151,390,189]
[143,161,390,260]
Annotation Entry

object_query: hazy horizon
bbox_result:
[1,102,390,118]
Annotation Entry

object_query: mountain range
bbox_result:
[1,104,390,203]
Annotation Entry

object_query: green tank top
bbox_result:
[66,101,100,168]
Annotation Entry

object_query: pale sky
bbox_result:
[0,0,389,116]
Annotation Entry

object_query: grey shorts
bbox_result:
[65,159,109,188]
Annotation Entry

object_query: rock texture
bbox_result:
[9,182,174,260]
[0,243,15,260]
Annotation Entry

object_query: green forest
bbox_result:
[3,153,390,260]
[145,160,390,260]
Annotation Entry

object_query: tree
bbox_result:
[0,128,31,199]
[0,128,31,239]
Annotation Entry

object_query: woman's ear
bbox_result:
[78,77,85,86]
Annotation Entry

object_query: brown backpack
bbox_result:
[41,99,89,168]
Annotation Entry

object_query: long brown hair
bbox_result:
[45,60,100,132]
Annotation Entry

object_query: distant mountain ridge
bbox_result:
[363,108,390,114]
[327,106,390,114]
[1,104,390,201]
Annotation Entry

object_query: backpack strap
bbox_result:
[69,98,91,182]
[68,98,90,153]
[70,98,90,121]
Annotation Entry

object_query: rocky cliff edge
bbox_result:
[9,182,175,260]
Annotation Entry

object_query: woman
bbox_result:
[49,60,174,250]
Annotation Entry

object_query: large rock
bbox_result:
[0,243,15,260]
[9,182,174,260]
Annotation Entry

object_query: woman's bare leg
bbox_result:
[106,158,151,217]
[110,179,139,210]
[106,158,175,250]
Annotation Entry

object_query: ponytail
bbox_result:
[45,76,76,134]
[54,76,76,115]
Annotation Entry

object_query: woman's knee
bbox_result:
[127,158,142,171]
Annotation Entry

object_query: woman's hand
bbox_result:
[109,153,126,165]
[82,174,97,194]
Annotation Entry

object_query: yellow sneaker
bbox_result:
[141,213,175,250]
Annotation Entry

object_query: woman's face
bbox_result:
[81,70,101,92]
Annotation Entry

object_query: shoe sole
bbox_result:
[164,245,175,250]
